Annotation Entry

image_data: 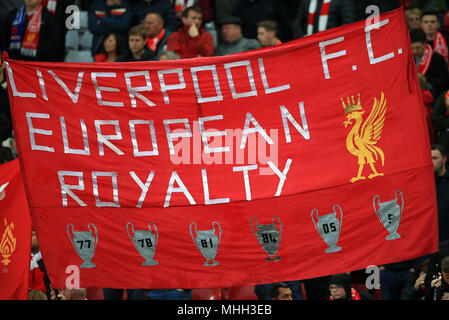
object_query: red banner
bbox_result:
[0,159,31,299]
[4,8,438,289]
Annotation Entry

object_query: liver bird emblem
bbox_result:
[342,92,387,183]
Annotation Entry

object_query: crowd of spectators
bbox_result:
[0,0,449,301]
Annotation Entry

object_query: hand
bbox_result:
[414,272,426,291]
[431,273,442,288]
[188,24,199,38]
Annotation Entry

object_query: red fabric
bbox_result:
[29,263,46,292]
[3,8,438,289]
[418,44,433,75]
[0,159,32,299]
[166,25,214,58]
[94,53,107,62]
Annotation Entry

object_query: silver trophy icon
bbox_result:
[311,205,343,253]
[373,190,404,240]
[250,216,283,261]
[189,221,221,266]
[127,222,159,266]
[67,223,98,268]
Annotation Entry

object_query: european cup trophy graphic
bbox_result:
[190,221,221,266]
[127,222,159,266]
[373,190,404,240]
[67,223,98,268]
[311,205,343,253]
[250,216,283,261]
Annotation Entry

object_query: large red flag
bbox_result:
[0,159,31,299]
[4,8,438,289]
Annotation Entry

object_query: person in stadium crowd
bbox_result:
[94,32,126,62]
[116,24,156,61]
[142,12,170,60]
[166,5,214,58]
[214,16,260,56]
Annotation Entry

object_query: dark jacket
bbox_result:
[116,45,156,62]
[294,0,355,38]
[88,0,132,56]
[431,90,449,152]
[231,0,293,42]
[131,0,179,32]
[2,6,60,61]
[420,51,449,99]
[435,170,449,243]
[328,273,375,300]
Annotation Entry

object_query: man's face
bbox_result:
[182,10,202,29]
[443,292,449,300]
[329,285,347,300]
[221,24,241,43]
[421,15,439,36]
[273,287,293,300]
[432,149,447,176]
[144,14,163,38]
[442,271,449,284]
[129,35,146,54]
[257,26,275,47]
[411,41,426,58]
[406,13,421,30]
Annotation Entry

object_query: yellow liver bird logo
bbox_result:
[342,92,387,183]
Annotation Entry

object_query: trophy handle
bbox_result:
[189,222,199,250]
[67,223,77,251]
[372,195,383,224]
[149,222,158,247]
[333,204,343,232]
[88,223,98,250]
[126,222,134,241]
[310,209,320,235]
[395,190,404,220]
[250,217,258,240]
[212,221,221,247]
[272,216,282,244]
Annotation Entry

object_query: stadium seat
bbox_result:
[192,288,223,300]
[225,285,258,300]
[65,30,79,50]
[65,50,94,63]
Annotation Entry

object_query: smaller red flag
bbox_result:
[0,159,32,300]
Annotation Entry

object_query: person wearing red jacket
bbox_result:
[166,5,214,59]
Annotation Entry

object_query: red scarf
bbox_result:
[20,6,43,57]
[307,0,331,35]
[418,44,433,75]
[41,0,57,14]
[147,29,166,52]
[445,90,449,116]
[329,288,361,300]
[434,31,448,65]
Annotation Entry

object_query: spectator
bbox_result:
[64,288,87,300]
[231,0,292,43]
[2,0,60,61]
[116,25,156,61]
[270,283,293,300]
[293,0,354,38]
[28,289,48,300]
[401,258,430,300]
[406,7,422,31]
[255,280,303,300]
[88,0,132,57]
[94,32,126,62]
[143,12,169,60]
[431,144,449,259]
[29,230,52,299]
[328,273,375,300]
[214,16,260,56]
[431,91,449,150]
[410,28,449,99]
[426,256,449,300]
[257,20,282,47]
[131,0,179,32]
[166,6,214,59]
[380,260,419,300]
[103,288,145,300]
[173,0,214,23]
[421,11,449,65]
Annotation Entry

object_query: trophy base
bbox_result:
[266,255,281,262]
[386,233,401,240]
[203,260,219,267]
[325,246,342,253]
[142,259,159,266]
[79,261,96,268]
